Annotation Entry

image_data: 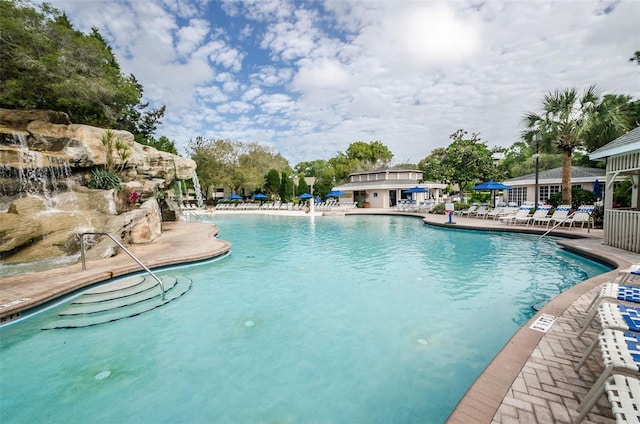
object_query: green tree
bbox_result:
[139,135,178,155]
[265,169,281,195]
[496,142,563,178]
[187,137,239,198]
[0,0,164,137]
[345,140,394,170]
[523,86,629,205]
[187,138,290,197]
[418,130,496,200]
[279,171,293,202]
[297,174,309,196]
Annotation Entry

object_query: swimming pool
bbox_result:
[0,215,610,423]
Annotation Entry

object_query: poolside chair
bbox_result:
[549,205,573,227]
[581,265,640,318]
[574,329,640,422]
[565,205,595,229]
[534,205,571,228]
[456,204,478,216]
[577,303,640,338]
[529,206,552,226]
[573,374,640,424]
[498,205,530,225]
[484,206,505,220]
[512,206,550,226]
[474,205,491,219]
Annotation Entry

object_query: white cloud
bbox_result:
[40,0,640,164]
[176,19,210,56]
[291,58,351,91]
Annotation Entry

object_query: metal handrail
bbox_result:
[80,232,165,300]
[183,210,202,222]
[537,211,576,240]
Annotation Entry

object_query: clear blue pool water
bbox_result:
[0,215,610,423]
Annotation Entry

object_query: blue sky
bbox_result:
[43,0,639,165]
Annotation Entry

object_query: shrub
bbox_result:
[430,203,446,214]
[547,187,597,209]
[88,169,123,190]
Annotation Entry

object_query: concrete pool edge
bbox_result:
[0,222,231,323]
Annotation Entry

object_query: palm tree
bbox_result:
[523,86,629,206]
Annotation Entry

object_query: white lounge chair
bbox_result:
[474,205,491,219]
[578,303,640,338]
[565,205,595,229]
[498,206,530,225]
[533,205,571,228]
[574,329,640,424]
[456,204,478,216]
[573,374,640,424]
[484,206,503,219]
[528,206,552,226]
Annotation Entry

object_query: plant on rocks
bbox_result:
[88,169,123,190]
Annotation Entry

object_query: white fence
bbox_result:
[604,209,640,253]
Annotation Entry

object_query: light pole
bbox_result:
[292,175,299,198]
[533,134,541,211]
[305,176,316,215]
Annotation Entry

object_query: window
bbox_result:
[539,185,561,203]
[510,187,527,205]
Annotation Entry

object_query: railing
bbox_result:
[538,211,576,240]
[603,209,640,253]
[182,210,202,222]
[80,232,165,300]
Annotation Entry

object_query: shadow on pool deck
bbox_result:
[2,211,639,423]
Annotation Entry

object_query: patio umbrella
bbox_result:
[298,193,313,199]
[593,179,602,199]
[228,194,242,200]
[326,190,345,197]
[403,186,428,194]
[472,180,512,207]
[403,186,428,203]
[472,180,512,191]
[252,193,267,200]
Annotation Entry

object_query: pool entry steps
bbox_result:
[42,274,192,329]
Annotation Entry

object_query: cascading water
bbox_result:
[192,172,204,208]
[175,180,183,204]
[2,133,72,209]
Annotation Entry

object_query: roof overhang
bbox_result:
[333,181,447,191]
[590,143,640,160]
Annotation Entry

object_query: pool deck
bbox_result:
[1,210,639,423]
[0,221,231,323]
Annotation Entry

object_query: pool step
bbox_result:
[42,275,191,329]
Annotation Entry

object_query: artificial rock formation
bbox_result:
[0,108,195,264]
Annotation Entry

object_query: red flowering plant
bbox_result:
[127,190,140,204]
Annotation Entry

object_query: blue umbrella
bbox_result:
[472,180,511,207]
[228,194,242,200]
[326,190,345,197]
[403,186,428,202]
[593,179,602,199]
[298,193,313,199]
[403,186,428,194]
[472,180,512,190]
[252,193,267,200]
